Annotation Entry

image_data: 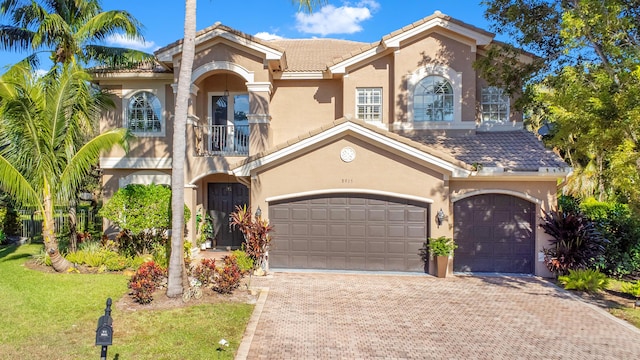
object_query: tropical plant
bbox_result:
[540,209,608,276]
[423,236,457,257]
[232,248,254,275]
[212,254,242,294]
[0,63,129,272]
[128,261,166,304]
[558,268,609,293]
[192,258,216,287]
[0,0,152,68]
[230,205,273,273]
[195,208,213,247]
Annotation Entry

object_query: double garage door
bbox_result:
[269,194,428,272]
[454,194,536,274]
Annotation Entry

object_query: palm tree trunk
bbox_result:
[167,0,197,298]
[42,181,72,272]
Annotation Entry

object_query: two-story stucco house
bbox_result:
[93,11,569,276]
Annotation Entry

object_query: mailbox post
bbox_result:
[95,298,113,360]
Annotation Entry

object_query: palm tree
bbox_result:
[166,0,196,298]
[166,0,327,297]
[0,0,152,67]
[0,63,129,272]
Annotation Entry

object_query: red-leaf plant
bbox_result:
[229,205,273,274]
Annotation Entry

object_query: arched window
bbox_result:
[413,76,454,122]
[127,91,163,134]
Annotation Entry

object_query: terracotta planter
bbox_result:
[436,255,449,278]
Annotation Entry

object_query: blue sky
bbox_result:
[0,0,505,69]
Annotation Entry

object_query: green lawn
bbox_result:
[606,279,640,329]
[0,244,253,359]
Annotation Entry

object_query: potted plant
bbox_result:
[196,209,214,250]
[424,236,457,278]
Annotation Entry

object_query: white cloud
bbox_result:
[34,69,48,78]
[295,1,380,36]
[105,34,156,51]
[254,32,285,41]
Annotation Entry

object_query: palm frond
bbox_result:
[58,128,130,200]
[84,45,154,69]
[0,154,42,210]
[76,10,143,43]
[0,25,34,51]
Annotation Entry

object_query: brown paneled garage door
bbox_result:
[453,194,535,274]
[269,194,429,272]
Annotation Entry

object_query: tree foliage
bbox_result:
[480,0,640,207]
[0,0,152,68]
[0,62,129,271]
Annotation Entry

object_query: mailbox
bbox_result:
[95,298,113,347]
[95,314,113,346]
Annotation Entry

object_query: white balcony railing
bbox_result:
[205,124,249,155]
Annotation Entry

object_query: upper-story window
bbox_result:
[356,88,382,122]
[127,91,163,136]
[481,87,510,123]
[413,76,454,122]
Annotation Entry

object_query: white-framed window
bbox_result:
[356,87,382,122]
[413,76,454,122]
[127,91,163,136]
[481,87,510,123]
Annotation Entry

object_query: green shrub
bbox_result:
[558,269,609,292]
[0,229,5,245]
[232,249,254,274]
[32,249,52,266]
[151,242,169,269]
[0,203,21,236]
[99,184,191,257]
[621,281,640,298]
[576,196,640,277]
[541,209,608,276]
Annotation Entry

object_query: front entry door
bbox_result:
[207,183,249,249]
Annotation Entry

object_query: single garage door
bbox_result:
[269,194,428,272]
[454,194,535,274]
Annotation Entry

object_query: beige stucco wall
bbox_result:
[342,54,393,123]
[393,32,476,123]
[191,41,270,82]
[449,179,559,277]
[101,81,174,159]
[269,79,343,145]
[250,135,451,239]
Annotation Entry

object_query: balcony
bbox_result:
[201,124,249,156]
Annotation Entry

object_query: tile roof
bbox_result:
[268,39,369,72]
[408,130,567,171]
[231,118,469,171]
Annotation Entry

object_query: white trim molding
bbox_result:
[451,189,542,205]
[100,157,172,169]
[246,82,273,95]
[118,170,171,188]
[266,189,434,204]
[232,121,470,177]
[191,61,255,84]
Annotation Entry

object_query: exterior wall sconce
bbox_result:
[436,208,445,227]
[255,206,262,218]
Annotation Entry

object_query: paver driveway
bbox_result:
[240,272,640,360]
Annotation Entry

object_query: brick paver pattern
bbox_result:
[246,273,640,359]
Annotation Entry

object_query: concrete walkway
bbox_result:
[238,272,640,359]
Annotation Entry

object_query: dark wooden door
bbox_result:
[207,183,249,249]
